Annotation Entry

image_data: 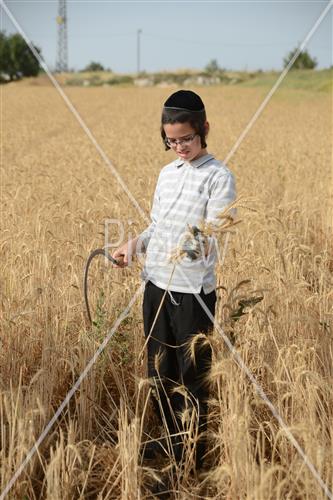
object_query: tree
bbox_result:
[0,31,41,81]
[82,61,105,72]
[204,58,222,74]
[283,47,318,70]
[0,32,11,76]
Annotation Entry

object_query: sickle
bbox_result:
[83,248,119,324]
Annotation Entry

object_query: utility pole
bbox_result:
[56,0,68,72]
[137,29,142,75]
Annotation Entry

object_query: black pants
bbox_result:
[142,280,216,469]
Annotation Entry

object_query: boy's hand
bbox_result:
[181,226,210,260]
[111,245,129,268]
[111,237,139,268]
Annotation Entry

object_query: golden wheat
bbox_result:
[1,82,332,499]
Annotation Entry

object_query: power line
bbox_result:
[142,31,329,47]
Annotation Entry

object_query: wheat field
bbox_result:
[1,81,332,499]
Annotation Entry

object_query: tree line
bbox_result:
[0,31,42,82]
[0,30,321,83]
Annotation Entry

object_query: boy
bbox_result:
[112,90,236,475]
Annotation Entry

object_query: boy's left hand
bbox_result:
[181,227,210,260]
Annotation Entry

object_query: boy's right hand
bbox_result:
[111,237,139,268]
[111,245,128,268]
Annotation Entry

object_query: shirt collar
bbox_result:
[175,153,214,169]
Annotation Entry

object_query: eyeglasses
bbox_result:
[165,133,198,148]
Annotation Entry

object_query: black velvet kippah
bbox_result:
[163,90,205,112]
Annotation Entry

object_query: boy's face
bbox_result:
[163,121,208,162]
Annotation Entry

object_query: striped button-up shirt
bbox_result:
[139,153,236,294]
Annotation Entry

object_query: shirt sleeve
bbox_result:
[205,171,237,226]
[137,177,160,252]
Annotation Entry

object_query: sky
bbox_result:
[1,1,332,73]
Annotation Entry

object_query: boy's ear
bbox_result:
[205,121,210,135]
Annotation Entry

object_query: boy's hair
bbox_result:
[161,90,208,151]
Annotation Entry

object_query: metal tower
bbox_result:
[56,0,68,72]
